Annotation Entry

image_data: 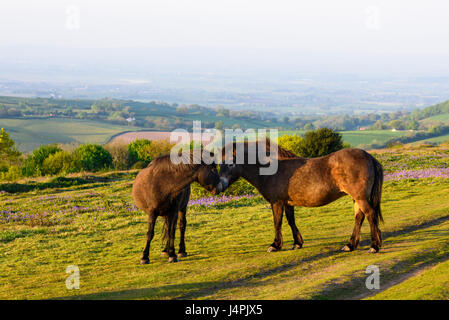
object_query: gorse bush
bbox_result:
[73,144,113,172]
[278,134,303,156]
[128,139,174,167]
[42,151,76,175]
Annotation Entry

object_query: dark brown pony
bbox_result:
[219,140,384,253]
[132,151,224,264]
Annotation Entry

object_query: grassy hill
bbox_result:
[1,145,449,299]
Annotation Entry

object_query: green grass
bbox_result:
[0,118,136,152]
[368,259,449,299]
[1,167,449,299]
[423,113,449,123]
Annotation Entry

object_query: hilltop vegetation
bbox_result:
[2,96,449,152]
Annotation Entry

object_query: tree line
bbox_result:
[0,127,346,182]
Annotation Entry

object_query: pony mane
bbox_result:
[149,150,211,174]
[264,137,299,159]
[221,138,300,160]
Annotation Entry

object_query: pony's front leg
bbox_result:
[267,201,284,252]
[141,210,157,264]
[177,209,188,258]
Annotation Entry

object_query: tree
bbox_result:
[408,119,419,130]
[0,128,21,175]
[0,128,21,165]
[303,123,314,130]
[372,120,384,130]
[297,128,344,158]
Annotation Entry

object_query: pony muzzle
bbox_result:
[216,178,229,193]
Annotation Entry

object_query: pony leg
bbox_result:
[141,210,157,264]
[285,205,304,250]
[357,200,382,253]
[167,211,179,263]
[161,216,170,256]
[177,209,188,258]
[342,201,365,252]
[268,201,284,252]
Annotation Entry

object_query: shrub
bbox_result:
[73,144,112,172]
[137,139,174,164]
[105,142,130,170]
[0,165,22,181]
[297,128,344,158]
[42,151,76,175]
[23,144,61,176]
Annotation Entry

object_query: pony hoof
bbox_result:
[177,252,188,258]
[267,246,279,252]
[368,247,379,253]
[168,256,178,263]
[140,259,150,265]
[161,251,169,257]
[291,244,302,250]
[341,245,353,252]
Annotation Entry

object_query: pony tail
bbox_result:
[370,156,384,223]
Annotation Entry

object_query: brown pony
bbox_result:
[132,151,224,264]
[219,140,383,253]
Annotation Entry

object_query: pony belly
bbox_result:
[288,191,346,207]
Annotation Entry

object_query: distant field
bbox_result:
[1,115,446,153]
[280,130,408,147]
[0,118,137,152]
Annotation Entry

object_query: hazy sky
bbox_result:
[1,0,449,75]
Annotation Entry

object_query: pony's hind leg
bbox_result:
[167,211,179,263]
[356,200,382,253]
[177,209,188,258]
[161,216,170,256]
[342,201,365,252]
[285,205,304,250]
[141,210,157,264]
[267,201,284,252]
